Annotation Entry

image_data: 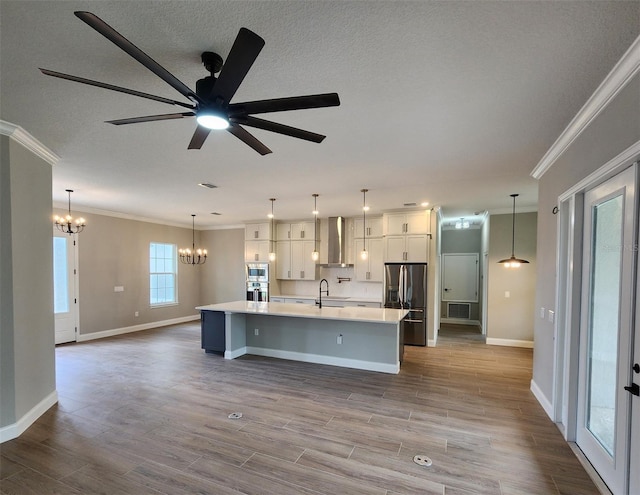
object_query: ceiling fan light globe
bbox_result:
[196,113,229,130]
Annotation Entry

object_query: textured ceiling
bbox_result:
[2,1,639,228]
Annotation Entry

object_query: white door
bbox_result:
[576,166,636,494]
[442,253,478,302]
[53,231,78,344]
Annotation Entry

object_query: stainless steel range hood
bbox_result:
[322,216,353,267]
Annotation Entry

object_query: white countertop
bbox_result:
[273,294,382,304]
[196,301,407,324]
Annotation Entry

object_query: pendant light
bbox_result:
[311,194,319,261]
[179,215,207,265]
[54,189,86,235]
[268,198,276,261]
[497,194,529,268]
[360,189,369,260]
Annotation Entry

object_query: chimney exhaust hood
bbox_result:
[323,216,353,267]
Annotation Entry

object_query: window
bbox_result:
[149,242,177,305]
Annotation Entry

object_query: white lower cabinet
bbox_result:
[276,240,318,280]
[354,238,383,282]
[384,234,428,262]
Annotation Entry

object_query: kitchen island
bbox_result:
[196,301,408,374]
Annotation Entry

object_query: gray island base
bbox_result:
[196,301,408,374]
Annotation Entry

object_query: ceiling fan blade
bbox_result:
[227,124,272,155]
[188,126,211,149]
[40,69,195,110]
[74,11,203,104]
[229,93,340,116]
[106,112,195,125]
[209,27,265,103]
[234,116,325,143]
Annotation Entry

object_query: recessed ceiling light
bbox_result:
[421,202,429,207]
[198,183,218,189]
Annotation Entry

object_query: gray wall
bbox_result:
[51,212,203,335]
[533,72,640,402]
[487,212,537,342]
[1,135,55,429]
[200,228,246,305]
[440,228,482,321]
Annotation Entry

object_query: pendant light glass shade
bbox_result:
[498,194,529,268]
[360,189,368,260]
[268,198,276,261]
[311,194,319,261]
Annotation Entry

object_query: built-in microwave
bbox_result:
[246,262,269,282]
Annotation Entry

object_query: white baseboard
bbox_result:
[242,346,399,374]
[530,379,554,420]
[440,318,481,326]
[427,339,437,347]
[0,390,58,443]
[225,347,247,359]
[77,314,199,342]
[486,337,534,348]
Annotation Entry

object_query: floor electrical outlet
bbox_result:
[413,454,432,467]
[228,412,243,420]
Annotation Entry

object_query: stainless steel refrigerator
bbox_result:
[383,263,427,346]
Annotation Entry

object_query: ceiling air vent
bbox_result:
[210,212,221,216]
[198,183,218,189]
[403,202,417,207]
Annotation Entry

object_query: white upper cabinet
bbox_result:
[276,223,291,241]
[245,240,271,262]
[353,216,383,238]
[275,241,291,279]
[383,211,429,235]
[384,234,428,262]
[245,222,272,241]
[276,221,318,241]
[354,237,384,282]
[290,221,316,241]
[277,240,317,280]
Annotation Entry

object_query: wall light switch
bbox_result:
[505,291,510,298]
[548,310,555,323]
[114,286,124,292]
[254,328,259,336]
[540,307,546,318]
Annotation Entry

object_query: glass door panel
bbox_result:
[585,195,622,455]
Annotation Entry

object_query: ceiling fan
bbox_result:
[40,11,340,155]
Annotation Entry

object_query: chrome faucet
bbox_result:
[317,278,329,308]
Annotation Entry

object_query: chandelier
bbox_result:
[54,189,86,235]
[179,214,207,265]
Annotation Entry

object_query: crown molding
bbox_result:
[531,34,640,179]
[0,120,60,166]
[51,201,242,230]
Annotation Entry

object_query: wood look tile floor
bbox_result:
[0,323,601,495]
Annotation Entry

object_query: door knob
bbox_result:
[633,363,640,374]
